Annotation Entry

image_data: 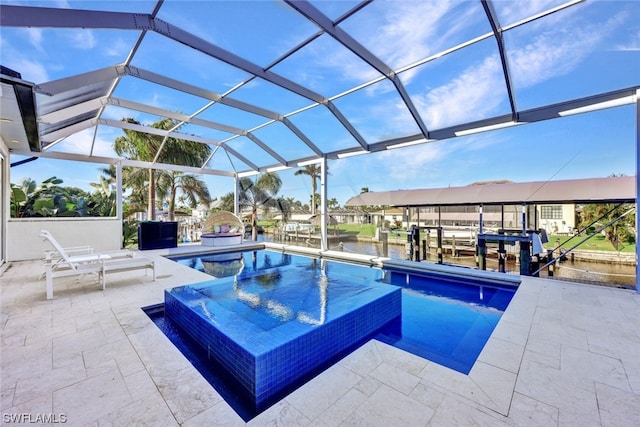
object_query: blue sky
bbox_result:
[3,0,639,207]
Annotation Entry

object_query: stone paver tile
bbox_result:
[1,381,16,410]
[408,381,446,411]
[620,351,640,394]
[354,376,381,397]
[477,336,524,374]
[418,362,495,410]
[373,340,429,375]
[595,382,640,427]
[285,363,362,421]
[127,327,192,374]
[489,318,531,347]
[128,327,222,424]
[2,393,53,424]
[369,362,421,396]
[515,358,599,422]
[561,346,631,392]
[1,340,52,386]
[52,326,108,362]
[344,385,433,427]
[586,327,640,360]
[152,365,222,425]
[523,333,561,363]
[429,395,508,427]
[122,369,159,402]
[506,392,558,427]
[82,338,145,377]
[96,392,178,427]
[469,361,516,415]
[13,360,87,406]
[182,400,245,427]
[338,341,382,377]
[529,318,588,351]
[249,400,311,427]
[52,370,132,426]
[520,348,560,370]
[316,387,367,426]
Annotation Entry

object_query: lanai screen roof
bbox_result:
[344,176,636,207]
[0,0,638,178]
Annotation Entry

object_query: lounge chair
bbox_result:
[39,229,155,299]
[200,211,244,246]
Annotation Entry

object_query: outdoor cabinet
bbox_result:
[138,221,178,250]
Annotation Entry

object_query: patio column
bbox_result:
[320,157,328,251]
[233,175,240,216]
[116,161,123,220]
[636,90,640,294]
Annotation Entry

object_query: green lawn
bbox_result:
[545,233,635,252]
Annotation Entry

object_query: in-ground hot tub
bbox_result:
[164,266,401,411]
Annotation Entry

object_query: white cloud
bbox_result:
[26,28,44,51]
[347,1,455,69]
[413,54,504,129]
[10,57,49,83]
[68,29,96,50]
[56,128,97,156]
[105,37,131,57]
[497,0,568,27]
[615,29,640,51]
[509,10,627,88]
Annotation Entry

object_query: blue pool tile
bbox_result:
[165,273,401,410]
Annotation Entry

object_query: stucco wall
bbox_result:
[7,219,122,261]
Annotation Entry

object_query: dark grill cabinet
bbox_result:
[138,221,178,250]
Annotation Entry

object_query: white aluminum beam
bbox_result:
[244,134,288,165]
[40,118,97,144]
[35,66,121,96]
[38,98,105,124]
[320,157,328,251]
[0,5,144,29]
[120,65,323,154]
[99,117,260,171]
[482,0,518,120]
[2,5,368,159]
[285,0,430,136]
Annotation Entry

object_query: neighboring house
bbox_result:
[364,204,575,234]
[537,204,576,235]
[367,208,405,227]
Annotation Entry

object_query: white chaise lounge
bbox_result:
[200,211,244,247]
[40,230,155,299]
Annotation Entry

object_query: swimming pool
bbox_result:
[164,259,401,412]
[151,249,516,418]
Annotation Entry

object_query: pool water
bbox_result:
[164,261,401,412]
[376,271,513,374]
[151,249,516,419]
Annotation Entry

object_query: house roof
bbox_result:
[1,1,638,179]
[344,176,636,207]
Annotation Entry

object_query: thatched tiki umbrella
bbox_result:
[310,214,337,227]
[311,214,339,236]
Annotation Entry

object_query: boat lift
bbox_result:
[476,229,546,276]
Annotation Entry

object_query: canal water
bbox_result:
[260,235,636,288]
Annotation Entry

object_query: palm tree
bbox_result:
[294,164,324,215]
[88,174,116,217]
[114,118,211,220]
[10,177,36,218]
[239,172,282,240]
[156,171,212,221]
